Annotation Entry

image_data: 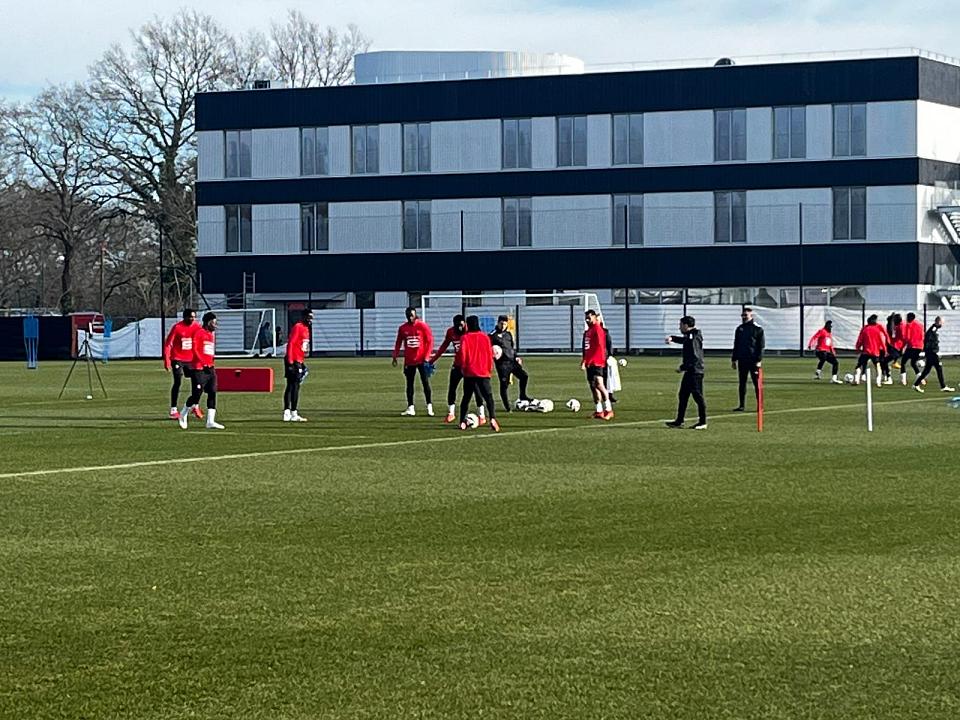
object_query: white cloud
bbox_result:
[1,0,956,99]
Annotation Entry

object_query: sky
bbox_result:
[1,0,957,101]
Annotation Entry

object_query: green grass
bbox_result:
[1,356,960,719]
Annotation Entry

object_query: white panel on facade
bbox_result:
[376,291,408,308]
[252,204,300,254]
[532,117,556,169]
[806,105,833,160]
[252,128,299,178]
[329,202,402,253]
[380,123,402,175]
[746,107,771,162]
[864,285,925,307]
[587,115,611,168]
[867,101,916,157]
[197,205,224,256]
[643,192,714,247]
[746,188,830,245]
[917,101,960,164]
[643,110,713,166]
[867,185,917,242]
[431,198,502,251]
[917,184,960,244]
[197,131,224,180]
[430,120,500,173]
[532,195,611,249]
[329,126,351,176]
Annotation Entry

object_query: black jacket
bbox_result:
[489,328,516,362]
[672,329,704,374]
[924,324,941,354]
[732,321,765,362]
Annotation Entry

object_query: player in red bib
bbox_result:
[853,314,890,387]
[283,309,312,422]
[430,314,486,424]
[162,308,202,419]
[880,313,904,385]
[392,307,434,416]
[582,309,613,420]
[178,312,224,430]
[899,312,925,385]
[454,315,500,432]
[807,320,843,384]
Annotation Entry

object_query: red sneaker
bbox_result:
[169,408,180,419]
[593,411,604,419]
[458,422,468,431]
[444,414,456,424]
[602,410,615,421]
[478,416,488,426]
[489,419,501,433]
[192,406,204,419]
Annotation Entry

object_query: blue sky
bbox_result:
[2,0,956,101]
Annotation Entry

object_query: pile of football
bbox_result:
[514,398,555,413]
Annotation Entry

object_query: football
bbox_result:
[465,413,480,429]
[536,398,554,413]
[566,398,581,412]
[844,373,855,384]
[492,345,503,360]
[618,358,627,367]
[515,399,530,411]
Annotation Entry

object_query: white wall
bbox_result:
[252,204,300,254]
[867,101,916,158]
[197,205,224,256]
[431,198,502,251]
[643,192,714,247]
[747,188,830,245]
[806,105,833,160]
[431,120,500,172]
[587,114,611,168]
[917,101,960,164]
[329,126,351,176]
[643,110,713,166]
[252,128,299,178]
[532,195,611,248]
[380,123,402,175]
[532,116,556,169]
[329,202,402,253]
[197,131,224,180]
[867,185,917,242]
[746,107,771,162]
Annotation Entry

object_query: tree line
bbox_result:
[0,9,369,317]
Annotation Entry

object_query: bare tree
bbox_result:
[227,30,269,89]
[268,10,371,87]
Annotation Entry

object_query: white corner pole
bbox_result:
[866,367,874,432]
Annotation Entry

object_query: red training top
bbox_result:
[432,326,464,366]
[163,320,198,368]
[808,328,835,353]
[889,321,905,350]
[286,322,311,364]
[393,320,434,366]
[583,324,607,368]
[903,320,924,349]
[191,327,216,370]
[855,324,889,357]
[456,330,494,378]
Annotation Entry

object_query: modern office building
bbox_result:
[194,49,960,326]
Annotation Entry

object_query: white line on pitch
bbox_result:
[0,396,944,481]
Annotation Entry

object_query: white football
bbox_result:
[515,399,530,411]
[566,398,581,412]
[537,398,554,413]
[917,358,926,370]
[465,413,480,429]
[844,373,855,384]
[492,345,503,360]
[618,358,627,367]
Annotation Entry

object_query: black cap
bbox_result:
[497,315,509,322]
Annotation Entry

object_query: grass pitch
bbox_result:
[1,355,959,719]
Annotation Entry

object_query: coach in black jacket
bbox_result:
[731,307,765,412]
[665,315,707,429]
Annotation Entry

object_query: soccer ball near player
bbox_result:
[465,413,480,429]
[536,399,554,413]
[844,373,855,384]
[492,345,503,360]
[515,399,530,411]
[566,398,582,412]
[618,358,627,367]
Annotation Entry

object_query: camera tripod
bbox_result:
[58,335,107,399]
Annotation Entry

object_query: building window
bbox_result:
[714,191,746,243]
[557,116,587,167]
[714,109,746,161]
[832,187,866,240]
[355,291,375,309]
[224,130,252,178]
[300,203,329,252]
[403,201,431,249]
[502,118,532,169]
[773,106,806,159]
[225,204,252,253]
[613,114,643,165]
[833,103,866,157]
[351,125,379,174]
[300,127,329,176]
[612,194,643,246]
[502,198,532,247]
[403,123,431,172]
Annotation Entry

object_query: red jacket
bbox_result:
[191,327,216,370]
[285,322,311,363]
[432,326,464,366]
[456,330,494,378]
[889,321,904,350]
[855,324,889,357]
[163,320,198,368]
[393,320,434,366]
[808,328,835,353]
[583,324,607,367]
[903,320,924,349]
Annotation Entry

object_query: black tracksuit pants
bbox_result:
[404,364,432,406]
[676,371,706,425]
[496,359,530,409]
[816,351,839,375]
[915,351,946,388]
[736,360,759,408]
[460,377,496,422]
[187,367,217,410]
[170,361,193,408]
[448,366,482,407]
[901,348,922,375]
[284,360,303,411]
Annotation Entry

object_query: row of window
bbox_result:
[221,104,869,178]
[221,187,868,253]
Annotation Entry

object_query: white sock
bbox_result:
[478,405,486,418]
[604,400,612,412]
[170,406,177,413]
[207,408,217,425]
[448,404,456,416]
[595,402,603,413]
[832,374,838,382]
[291,410,300,419]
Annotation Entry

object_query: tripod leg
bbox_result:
[91,352,107,397]
[58,358,80,399]
[86,352,94,398]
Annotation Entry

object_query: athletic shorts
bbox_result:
[171,360,193,380]
[585,365,605,384]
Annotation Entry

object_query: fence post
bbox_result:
[460,210,465,253]
[359,308,365,357]
[861,303,866,327]
[798,202,805,358]
[923,302,927,327]
[624,288,631,355]
[569,304,575,353]
[515,304,520,352]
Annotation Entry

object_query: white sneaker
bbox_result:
[178,412,189,430]
[401,406,416,416]
[883,377,893,385]
[206,421,225,430]
[900,375,907,386]
[291,412,308,422]
[814,370,822,380]
[831,377,843,384]
[283,409,292,422]
[942,386,956,392]
[426,404,435,417]
[913,385,924,393]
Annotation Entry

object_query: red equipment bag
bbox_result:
[215,367,274,392]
